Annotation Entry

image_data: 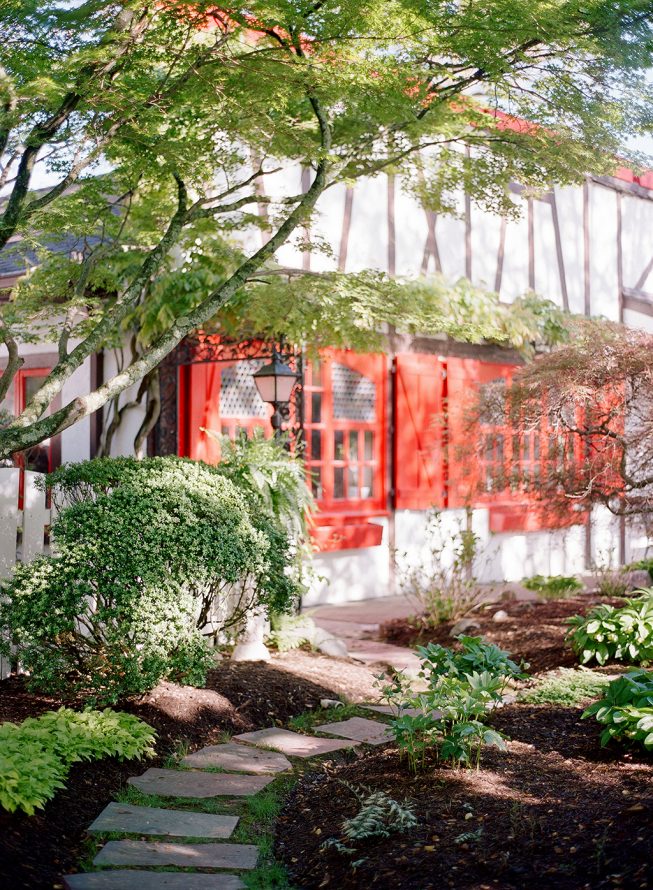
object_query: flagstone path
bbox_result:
[63,706,397,889]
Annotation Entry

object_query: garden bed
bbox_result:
[276,701,653,889]
[380,594,626,673]
[0,652,376,889]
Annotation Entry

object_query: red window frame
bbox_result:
[2,368,55,508]
[303,349,387,518]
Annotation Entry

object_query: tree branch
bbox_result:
[0,321,23,404]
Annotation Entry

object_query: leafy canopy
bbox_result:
[1,0,653,456]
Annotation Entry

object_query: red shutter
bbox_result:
[394,353,446,509]
[446,357,518,508]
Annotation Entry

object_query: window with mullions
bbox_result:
[304,351,386,514]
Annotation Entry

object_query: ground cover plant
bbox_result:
[567,590,653,666]
[522,574,583,599]
[583,669,653,751]
[0,456,299,702]
[0,708,155,815]
[518,667,612,706]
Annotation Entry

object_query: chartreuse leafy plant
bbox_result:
[2,1,653,459]
[518,668,611,706]
[378,637,525,772]
[522,574,583,599]
[566,591,653,666]
[0,457,299,703]
[0,708,156,815]
[582,670,653,750]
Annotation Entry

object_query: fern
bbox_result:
[321,782,417,859]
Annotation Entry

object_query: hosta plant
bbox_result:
[582,669,653,750]
[0,708,156,815]
[567,591,653,666]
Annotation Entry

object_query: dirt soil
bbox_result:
[0,651,377,890]
[380,594,626,674]
[276,703,653,890]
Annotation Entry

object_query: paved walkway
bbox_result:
[63,711,394,888]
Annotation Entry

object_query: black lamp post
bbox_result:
[253,349,299,439]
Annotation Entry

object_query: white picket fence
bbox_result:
[0,468,50,679]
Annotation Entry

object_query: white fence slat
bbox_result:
[22,471,49,562]
[0,469,51,680]
[0,468,20,580]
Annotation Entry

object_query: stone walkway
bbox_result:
[63,710,396,888]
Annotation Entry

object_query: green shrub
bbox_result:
[522,574,582,599]
[582,669,653,750]
[2,457,299,702]
[0,707,156,815]
[566,591,653,666]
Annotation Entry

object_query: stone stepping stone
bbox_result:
[88,802,238,839]
[182,742,291,775]
[94,839,258,870]
[234,727,359,758]
[315,715,393,745]
[65,873,244,889]
[347,640,422,675]
[128,768,273,798]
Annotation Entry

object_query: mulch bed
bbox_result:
[276,703,653,890]
[380,594,626,674]
[0,654,359,890]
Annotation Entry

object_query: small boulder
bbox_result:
[449,618,481,638]
[623,569,651,592]
[316,635,349,658]
[492,609,509,623]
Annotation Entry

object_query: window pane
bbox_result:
[310,429,322,461]
[334,467,345,499]
[364,430,373,460]
[311,471,323,499]
[348,430,358,461]
[347,465,359,497]
[311,359,322,386]
[311,392,322,423]
[332,362,375,421]
[362,466,374,498]
[334,430,345,460]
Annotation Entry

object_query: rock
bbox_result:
[234,727,359,757]
[310,627,349,658]
[88,802,238,839]
[492,609,509,622]
[317,636,349,658]
[315,716,393,745]
[94,840,258,870]
[449,618,481,638]
[128,768,274,798]
[623,569,651,591]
